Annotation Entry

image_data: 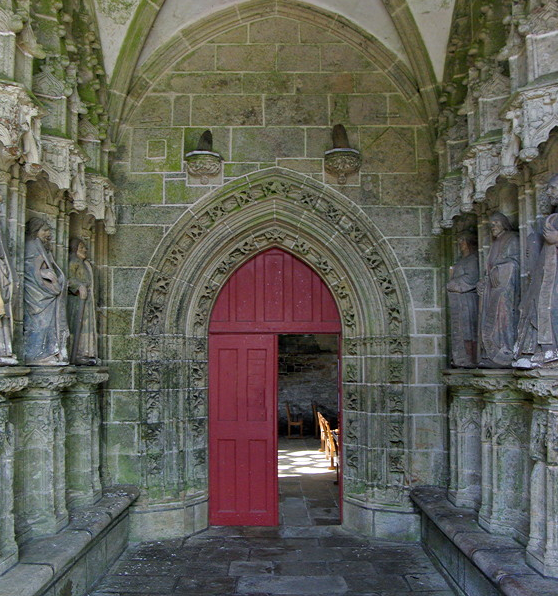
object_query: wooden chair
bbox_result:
[286,402,303,438]
[311,401,320,439]
[317,411,327,452]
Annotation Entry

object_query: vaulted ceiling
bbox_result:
[94,0,455,83]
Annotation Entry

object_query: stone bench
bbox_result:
[411,487,558,596]
[0,485,138,596]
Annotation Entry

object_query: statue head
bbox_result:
[457,231,477,256]
[546,173,558,205]
[26,217,52,251]
[69,237,87,260]
[489,212,513,238]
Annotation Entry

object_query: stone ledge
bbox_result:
[0,485,139,596]
[410,487,558,596]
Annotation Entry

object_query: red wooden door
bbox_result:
[209,334,278,526]
[209,249,341,526]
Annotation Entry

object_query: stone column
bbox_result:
[472,371,531,545]
[0,368,28,574]
[443,370,483,510]
[11,367,76,543]
[63,367,108,509]
[518,372,558,578]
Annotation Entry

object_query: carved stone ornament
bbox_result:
[324,148,361,184]
[502,84,558,164]
[185,150,222,184]
[461,141,502,206]
[85,174,116,234]
[0,82,42,173]
[432,175,462,234]
[41,135,76,191]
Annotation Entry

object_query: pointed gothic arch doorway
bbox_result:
[208,248,342,525]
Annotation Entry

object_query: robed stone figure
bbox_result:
[477,212,520,368]
[447,232,479,367]
[23,217,69,365]
[68,238,98,365]
[515,175,558,368]
[0,229,17,364]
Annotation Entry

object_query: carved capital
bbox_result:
[27,369,77,391]
[0,369,30,401]
[516,371,558,403]
[73,369,109,389]
[470,372,517,396]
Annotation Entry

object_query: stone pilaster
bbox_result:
[11,367,75,543]
[0,368,28,574]
[472,370,531,545]
[517,371,558,578]
[63,367,108,509]
[443,370,483,510]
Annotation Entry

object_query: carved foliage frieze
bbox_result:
[138,177,410,494]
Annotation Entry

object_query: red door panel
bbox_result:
[209,334,278,526]
[210,249,342,334]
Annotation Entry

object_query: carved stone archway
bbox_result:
[133,168,416,539]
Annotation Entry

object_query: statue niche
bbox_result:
[447,231,479,368]
[23,217,69,365]
[477,212,520,368]
[515,174,558,368]
[67,237,98,365]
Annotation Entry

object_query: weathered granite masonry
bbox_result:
[109,7,444,541]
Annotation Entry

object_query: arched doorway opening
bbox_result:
[208,248,342,525]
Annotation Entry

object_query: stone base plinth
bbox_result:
[129,493,208,542]
[412,487,558,596]
[0,485,138,596]
[342,498,421,542]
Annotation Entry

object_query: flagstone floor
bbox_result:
[89,438,456,596]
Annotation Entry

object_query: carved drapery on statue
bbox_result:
[478,212,520,368]
[0,229,16,364]
[67,238,98,365]
[515,175,558,368]
[447,232,479,367]
[23,217,69,365]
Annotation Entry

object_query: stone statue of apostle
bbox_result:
[23,217,69,365]
[477,212,520,368]
[447,231,479,367]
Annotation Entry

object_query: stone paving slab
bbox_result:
[89,526,457,596]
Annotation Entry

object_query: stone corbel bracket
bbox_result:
[324,148,361,184]
[84,173,116,234]
[185,150,222,185]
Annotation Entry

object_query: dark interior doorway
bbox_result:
[277,333,341,525]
